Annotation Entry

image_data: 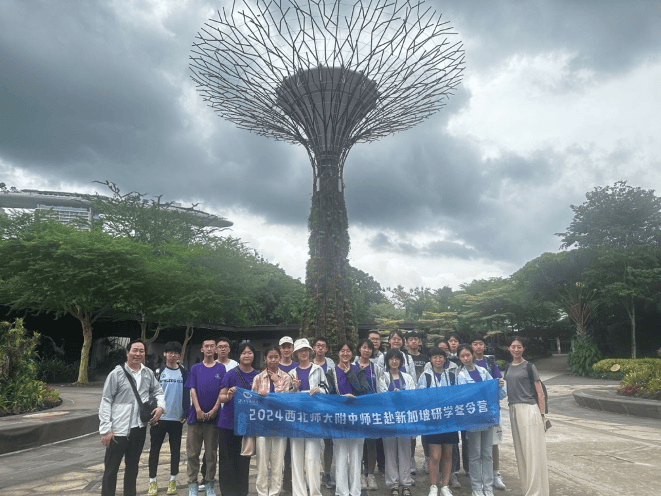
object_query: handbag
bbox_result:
[123,366,158,424]
[236,368,256,456]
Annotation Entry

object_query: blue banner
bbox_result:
[234,380,500,438]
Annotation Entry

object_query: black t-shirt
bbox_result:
[408,351,429,380]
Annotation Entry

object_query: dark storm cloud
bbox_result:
[368,232,478,260]
[438,0,661,78]
[0,0,658,274]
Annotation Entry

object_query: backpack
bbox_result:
[425,369,455,387]
[506,361,548,414]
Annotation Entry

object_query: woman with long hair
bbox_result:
[455,345,506,496]
[418,347,457,496]
[251,346,291,496]
[353,338,382,490]
[327,342,370,496]
[378,348,416,496]
[217,343,260,496]
[505,337,549,496]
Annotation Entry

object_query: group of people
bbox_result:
[98,332,549,496]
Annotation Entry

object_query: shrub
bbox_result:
[37,358,78,383]
[0,319,61,415]
[595,358,661,399]
[568,334,603,376]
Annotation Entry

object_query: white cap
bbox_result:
[279,336,294,346]
[293,338,312,352]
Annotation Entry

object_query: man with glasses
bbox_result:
[147,341,189,496]
[368,331,384,364]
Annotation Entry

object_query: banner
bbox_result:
[234,380,500,438]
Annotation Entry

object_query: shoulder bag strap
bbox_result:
[122,366,145,409]
[236,368,251,390]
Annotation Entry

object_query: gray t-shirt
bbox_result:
[505,361,540,405]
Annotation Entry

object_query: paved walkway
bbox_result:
[1,355,659,495]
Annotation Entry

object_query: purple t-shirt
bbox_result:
[468,369,482,382]
[279,361,298,373]
[185,362,226,424]
[476,358,502,379]
[296,366,311,391]
[388,374,405,391]
[217,367,259,430]
[335,366,353,395]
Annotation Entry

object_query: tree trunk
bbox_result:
[630,296,637,359]
[302,157,355,348]
[181,322,195,366]
[76,313,93,384]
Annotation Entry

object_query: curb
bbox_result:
[572,389,661,420]
[0,410,99,455]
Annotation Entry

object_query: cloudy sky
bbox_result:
[1,0,660,291]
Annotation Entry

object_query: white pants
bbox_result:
[291,437,322,496]
[333,438,364,496]
[509,403,549,496]
[383,437,412,488]
[256,436,287,496]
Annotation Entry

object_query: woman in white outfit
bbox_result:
[251,347,291,496]
[505,338,549,496]
[377,349,416,496]
[455,345,506,496]
[376,329,417,383]
[288,339,326,496]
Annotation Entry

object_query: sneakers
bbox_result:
[471,491,485,496]
[428,484,438,496]
[410,456,417,475]
[422,457,429,474]
[483,490,494,496]
[493,472,506,490]
[198,482,205,492]
[361,474,368,490]
[167,480,178,495]
[147,481,158,496]
[402,487,412,496]
[367,474,378,490]
[450,473,461,489]
[323,473,335,489]
[440,486,453,496]
[205,480,217,496]
[189,482,199,496]
[391,488,400,496]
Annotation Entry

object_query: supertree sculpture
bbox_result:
[190,0,464,344]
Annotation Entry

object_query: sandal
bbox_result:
[391,488,400,496]
[402,487,412,496]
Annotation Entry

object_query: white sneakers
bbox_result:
[493,472,506,490]
[439,486,453,496]
[483,490,495,496]
[471,491,485,496]
[428,485,438,496]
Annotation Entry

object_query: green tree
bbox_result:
[558,181,661,249]
[349,266,386,324]
[558,182,661,358]
[584,245,661,358]
[91,180,231,248]
[0,222,155,383]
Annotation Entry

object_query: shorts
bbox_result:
[423,431,459,445]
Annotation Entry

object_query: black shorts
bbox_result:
[423,431,459,445]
